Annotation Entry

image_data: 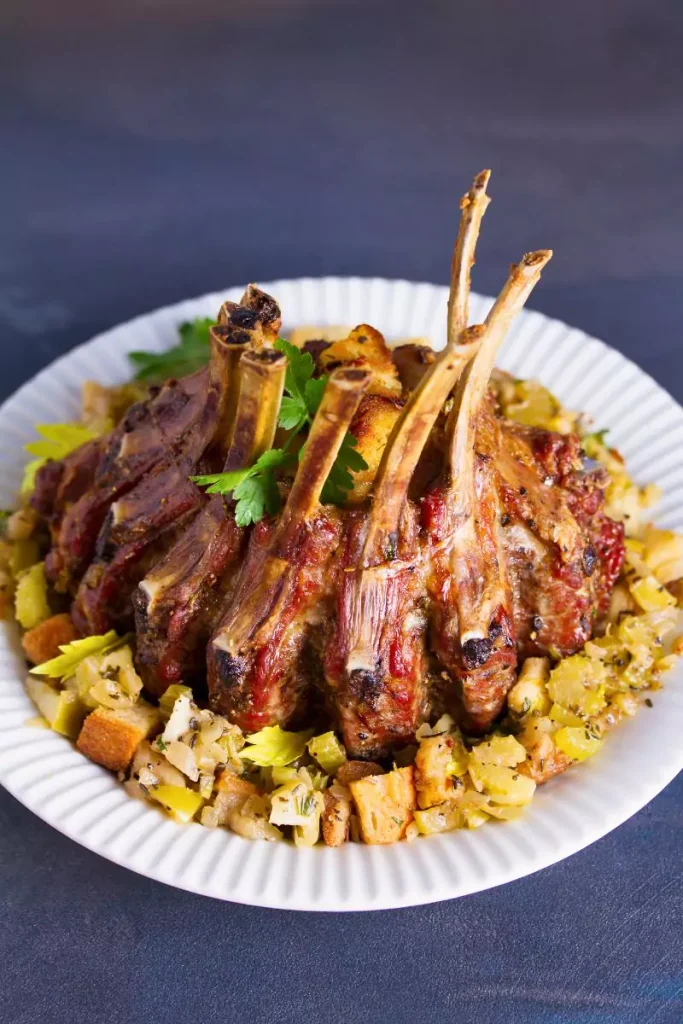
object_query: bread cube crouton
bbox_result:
[21,613,78,666]
[335,759,384,785]
[318,325,403,399]
[346,395,403,504]
[414,734,457,809]
[77,702,161,772]
[322,783,352,847]
[288,325,351,349]
[348,766,416,844]
[518,731,572,785]
[201,772,260,828]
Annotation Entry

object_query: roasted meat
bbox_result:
[31,170,625,757]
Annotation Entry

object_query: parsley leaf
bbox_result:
[304,376,327,417]
[273,339,324,427]
[278,396,308,432]
[193,340,369,522]
[192,448,296,526]
[320,432,368,505]
[129,317,215,381]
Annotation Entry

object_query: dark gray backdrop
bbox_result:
[1,2,682,1022]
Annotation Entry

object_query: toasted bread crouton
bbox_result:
[414,734,456,809]
[201,772,260,828]
[346,395,403,504]
[349,766,416,844]
[77,702,161,772]
[322,783,352,847]
[335,760,384,785]
[391,341,435,392]
[318,326,402,399]
[21,613,78,666]
[519,731,572,785]
[288,325,352,349]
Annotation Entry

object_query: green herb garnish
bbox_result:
[193,340,368,523]
[192,448,297,527]
[129,317,216,381]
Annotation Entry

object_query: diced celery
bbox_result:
[15,562,50,629]
[553,726,602,763]
[414,802,462,835]
[549,703,585,728]
[25,676,87,739]
[468,763,536,806]
[547,656,607,715]
[629,576,677,613]
[307,731,347,774]
[150,785,203,823]
[470,735,527,768]
[271,766,298,787]
[447,735,470,777]
[159,684,194,720]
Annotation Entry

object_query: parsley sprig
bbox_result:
[129,318,215,381]
[192,339,368,524]
[192,448,297,527]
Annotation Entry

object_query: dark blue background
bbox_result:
[1,3,682,1022]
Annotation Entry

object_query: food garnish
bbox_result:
[128,317,216,381]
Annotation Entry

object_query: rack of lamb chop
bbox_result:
[31,170,625,757]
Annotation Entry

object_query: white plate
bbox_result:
[0,277,682,912]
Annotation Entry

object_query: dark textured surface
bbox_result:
[1,2,682,1022]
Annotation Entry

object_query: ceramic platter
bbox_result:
[0,278,681,910]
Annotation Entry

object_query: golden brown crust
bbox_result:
[519,732,572,785]
[77,704,160,772]
[318,325,403,399]
[346,395,403,504]
[348,766,416,844]
[414,734,455,809]
[321,787,351,847]
[21,613,78,666]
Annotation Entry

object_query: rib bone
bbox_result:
[323,175,492,755]
[208,368,371,729]
[429,249,553,731]
[133,347,287,696]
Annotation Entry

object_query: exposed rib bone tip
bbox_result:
[522,249,553,267]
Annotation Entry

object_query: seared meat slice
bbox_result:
[33,435,106,527]
[208,367,371,731]
[70,326,252,634]
[497,420,624,655]
[324,170,491,757]
[134,348,287,696]
[425,249,553,732]
[41,286,280,595]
